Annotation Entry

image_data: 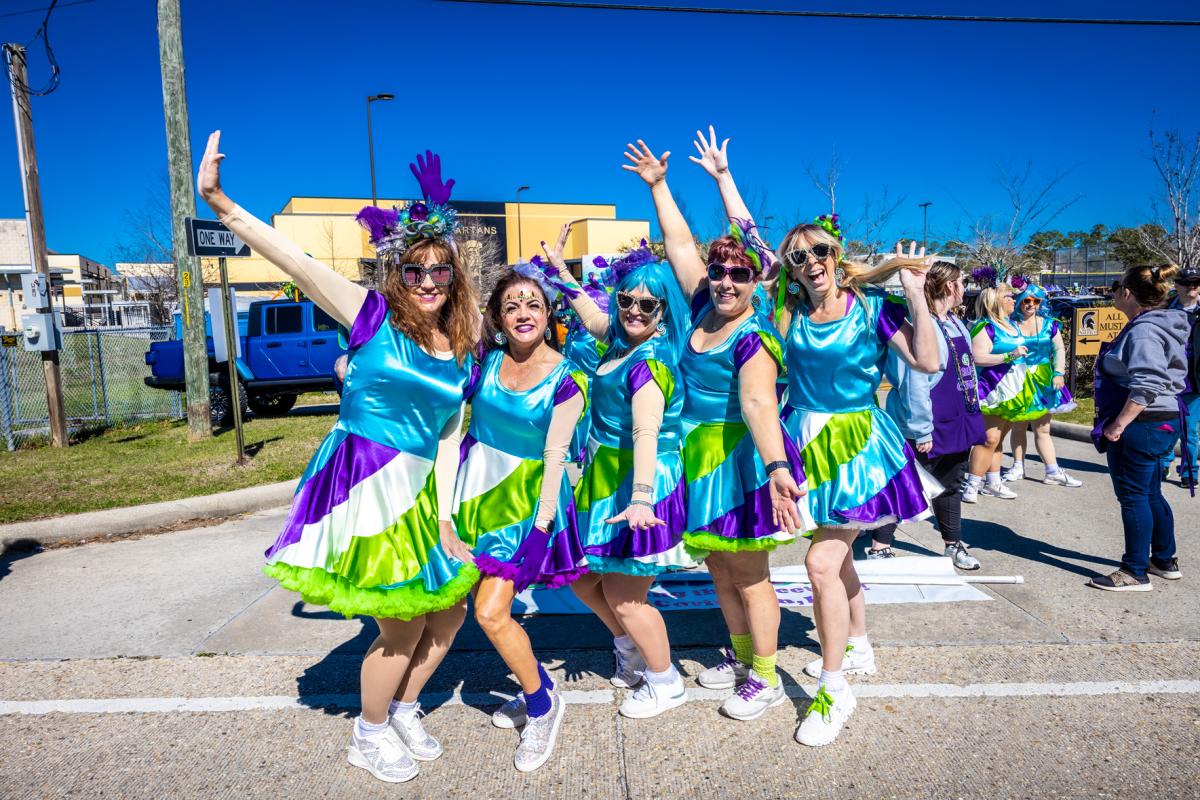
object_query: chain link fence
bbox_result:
[0,326,182,449]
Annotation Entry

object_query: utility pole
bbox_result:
[157,0,210,439]
[3,44,68,447]
[919,201,932,251]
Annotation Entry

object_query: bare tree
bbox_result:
[846,188,908,259]
[458,213,508,297]
[1146,126,1200,269]
[806,150,842,215]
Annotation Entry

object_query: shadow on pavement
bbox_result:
[0,539,42,583]
[963,518,1120,578]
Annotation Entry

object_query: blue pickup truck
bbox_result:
[144,299,346,424]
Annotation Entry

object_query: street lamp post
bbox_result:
[516,185,530,262]
[918,201,932,251]
[366,93,395,207]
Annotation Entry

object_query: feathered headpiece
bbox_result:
[603,239,658,285]
[514,256,580,303]
[970,265,1001,289]
[355,150,460,257]
[728,218,778,280]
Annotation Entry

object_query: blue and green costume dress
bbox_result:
[680,296,807,552]
[973,318,1074,421]
[575,335,703,575]
[452,349,589,592]
[263,291,479,619]
[562,324,607,463]
[781,288,938,529]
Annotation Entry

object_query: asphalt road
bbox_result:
[1,436,1197,799]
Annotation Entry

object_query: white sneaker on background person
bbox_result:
[1043,469,1082,487]
[611,643,646,689]
[1001,462,1025,482]
[803,644,877,679]
[388,703,442,761]
[513,691,566,773]
[719,674,786,721]
[945,541,981,570]
[979,482,1018,500]
[618,668,687,718]
[696,649,749,689]
[347,721,419,783]
[491,695,527,729]
[794,684,857,747]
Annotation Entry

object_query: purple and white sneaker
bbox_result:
[696,649,749,689]
[719,673,785,721]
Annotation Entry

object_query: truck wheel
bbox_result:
[209,375,250,427]
[248,393,298,417]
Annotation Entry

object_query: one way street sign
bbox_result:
[184,217,251,258]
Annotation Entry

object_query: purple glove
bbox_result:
[409,150,455,205]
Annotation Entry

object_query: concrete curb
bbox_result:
[0,479,297,549]
[1050,420,1093,443]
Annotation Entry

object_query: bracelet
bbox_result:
[629,499,655,509]
[765,460,791,475]
[631,483,654,495]
[1053,370,1064,377]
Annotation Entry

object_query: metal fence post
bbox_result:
[96,330,110,423]
[85,331,100,420]
[0,345,14,451]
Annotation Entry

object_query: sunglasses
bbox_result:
[707,263,756,284]
[616,291,664,315]
[1021,298,1042,306]
[399,263,454,287]
[783,243,833,268]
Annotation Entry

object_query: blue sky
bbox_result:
[2,0,1199,266]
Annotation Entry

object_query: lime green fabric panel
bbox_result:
[330,470,440,587]
[264,562,479,621]
[756,330,785,374]
[568,369,590,420]
[454,458,543,544]
[645,359,675,404]
[799,410,873,490]
[684,421,749,482]
[574,443,633,512]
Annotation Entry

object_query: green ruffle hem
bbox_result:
[263,561,481,621]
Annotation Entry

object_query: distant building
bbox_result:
[1049,245,1128,292]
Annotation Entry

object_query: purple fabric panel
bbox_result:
[975,363,1010,402]
[474,503,589,592]
[697,481,776,540]
[465,362,483,400]
[458,432,477,466]
[876,297,909,343]
[733,333,763,372]
[348,290,389,350]
[584,478,687,560]
[265,434,400,558]
[835,458,929,524]
[1049,320,1060,338]
[690,289,710,322]
[627,360,655,395]
[554,373,582,405]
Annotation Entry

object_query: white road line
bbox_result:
[1,681,1198,716]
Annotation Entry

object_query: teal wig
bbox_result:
[1011,283,1052,321]
[607,260,691,362]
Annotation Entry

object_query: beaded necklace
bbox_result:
[936,314,980,414]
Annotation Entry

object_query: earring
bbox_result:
[835,267,847,283]
[786,281,801,295]
[751,293,762,310]
[494,332,507,345]
[656,321,666,334]
[543,327,551,340]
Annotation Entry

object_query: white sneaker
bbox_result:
[1001,463,1024,482]
[945,541,981,570]
[696,649,749,689]
[618,673,687,719]
[347,724,419,783]
[514,692,565,773]
[803,644,877,678]
[794,685,856,747]
[611,645,646,689]
[492,695,527,729]
[1043,470,1082,487]
[960,482,980,503]
[388,704,442,761]
[719,674,785,721]
[979,482,1018,500]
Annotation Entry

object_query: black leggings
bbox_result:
[872,446,969,546]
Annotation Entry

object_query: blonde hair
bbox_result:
[774,223,929,333]
[974,284,1013,327]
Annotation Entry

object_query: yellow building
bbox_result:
[221,197,650,294]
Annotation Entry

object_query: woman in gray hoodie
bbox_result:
[1088,263,1190,592]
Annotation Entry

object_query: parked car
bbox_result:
[144,299,346,425]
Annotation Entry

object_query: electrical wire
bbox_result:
[436,0,1200,26]
[5,0,75,97]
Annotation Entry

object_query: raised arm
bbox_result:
[623,140,707,298]
[540,223,610,341]
[884,243,939,374]
[197,131,366,326]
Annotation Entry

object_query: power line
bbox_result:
[0,0,93,20]
[437,0,1200,26]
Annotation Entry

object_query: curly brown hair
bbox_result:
[378,239,480,364]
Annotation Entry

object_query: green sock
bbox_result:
[751,653,779,686]
[729,633,754,666]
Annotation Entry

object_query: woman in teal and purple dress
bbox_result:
[560,274,610,462]
[622,131,808,725]
[543,227,703,721]
[775,221,941,749]
[198,136,479,784]
[451,264,588,773]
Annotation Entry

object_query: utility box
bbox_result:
[21,312,59,352]
[19,272,50,310]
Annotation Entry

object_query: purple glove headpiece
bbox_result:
[355,150,460,257]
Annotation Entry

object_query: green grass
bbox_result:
[1054,396,1094,426]
[0,412,337,523]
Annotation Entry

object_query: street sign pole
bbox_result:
[218,256,245,465]
[1067,326,1078,399]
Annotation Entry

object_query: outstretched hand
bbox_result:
[622,140,669,187]
[894,240,932,294]
[768,468,806,533]
[410,150,455,205]
[540,223,573,271]
[605,503,666,531]
[197,130,227,207]
[688,124,730,178]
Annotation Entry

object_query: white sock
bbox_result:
[614,634,637,652]
[965,474,983,488]
[847,635,872,654]
[818,668,847,693]
[389,699,418,719]
[645,665,680,685]
[1045,463,1062,475]
[1010,460,1024,471]
[355,715,389,737]
[986,471,1003,488]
